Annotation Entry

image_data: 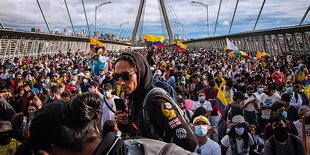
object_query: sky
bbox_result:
[0,0,309,39]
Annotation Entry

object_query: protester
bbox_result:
[113,52,197,151]
[264,114,306,155]
[193,115,221,155]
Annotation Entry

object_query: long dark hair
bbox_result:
[228,124,250,151]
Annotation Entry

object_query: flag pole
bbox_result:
[302,116,308,154]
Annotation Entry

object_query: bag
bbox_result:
[125,138,197,155]
[103,97,115,113]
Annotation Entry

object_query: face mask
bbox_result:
[236,80,241,83]
[199,96,205,102]
[49,96,55,100]
[282,111,288,119]
[233,97,238,101]
[181,81,185,84]
[235,127,245,136]
[194,125,207,137]
[247,93,253,96]
[70,81,75,85]
[258,88,264,94]
[115,130,122,137]
[104,91,111,97]
[273,126,288,142]
[202,76,206,81]
[83,79,88,83]
[88,87,94,92]
[286,87,293,93]
[299,89,304,93]
[44,79,49,84]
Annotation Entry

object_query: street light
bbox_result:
[95,1,111,34]
[117,21,129,39]
[174,21,185,39]
[192,1,209,37]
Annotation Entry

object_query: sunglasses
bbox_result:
[112,70,135,81]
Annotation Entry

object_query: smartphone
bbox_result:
[114,98,126,113]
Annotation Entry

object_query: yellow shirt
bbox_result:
[0,138,22,155]
[305,84,310,103]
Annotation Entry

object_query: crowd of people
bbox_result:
[0,46,309,155]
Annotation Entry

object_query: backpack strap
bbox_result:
[103,97,115,113]
[294,93,299,104]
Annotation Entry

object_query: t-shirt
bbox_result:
[260,93,281,119]
[195,138,221,155]
[243,94,257,112]
[101,95,119,128]
[221,133,254,155]
[192,101,213,111]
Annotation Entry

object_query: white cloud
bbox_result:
[0,0,309,38]
[223,20,229,26]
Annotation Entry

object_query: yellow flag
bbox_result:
[90,37,104,47]
[256,50,262,60]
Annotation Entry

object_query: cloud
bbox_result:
[0,0,309,39]
[222,21,229,26]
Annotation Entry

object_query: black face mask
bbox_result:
[273,126,288,142]
[233,97,238,101]
[236,80,241,83]
[247,93,253,96]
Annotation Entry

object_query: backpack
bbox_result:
[124,138,197,155]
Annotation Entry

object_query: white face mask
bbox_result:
[235,127,245,136]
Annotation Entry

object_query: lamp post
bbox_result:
[174,21,185,39]
[192,1,209,37]
[95,1,111,34]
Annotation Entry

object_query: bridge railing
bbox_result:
[0,29,132,64]
[182,25,310,59]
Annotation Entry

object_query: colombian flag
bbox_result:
[90,37,105,54]
[215,89,228,116]
[176,41,188,53]
[144,34,165,48]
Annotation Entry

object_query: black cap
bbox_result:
[104,83,113,90]
[234,91,247,100]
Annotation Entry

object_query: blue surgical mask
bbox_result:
[194,125,207,137]
[282,111,288,119]
[199,96,205,102]
[258,88,264,94]
[70,81,75,85]
[104,91,111,97]
[286,87,293,93]
[235,127,245,136]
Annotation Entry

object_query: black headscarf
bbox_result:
[117,52,154,133]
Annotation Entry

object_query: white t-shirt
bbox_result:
[221,133,254,155]
[101,95,119,128]
[243,94,256,112]
[195,138,221,155]
[192,101,213,111]
[260,93,281,119]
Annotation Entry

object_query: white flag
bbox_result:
[226,38,238,51]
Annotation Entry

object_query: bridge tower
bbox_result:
[131,0,174,44]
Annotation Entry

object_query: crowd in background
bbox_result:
[0,47,309,155]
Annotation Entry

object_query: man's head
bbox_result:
[191,73,200,84]
[103,83,113,98]
[285,80,293,93]
[113,52,153,97]
[270,114,288,142]
[89,81,100,93]
[246,85,255,96]
[232,91,247,104]
[193,115,210,144]
[176,94,185,109]
[271,101,288,119]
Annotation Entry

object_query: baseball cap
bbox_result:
[298,106,310,117]
[193,115,210,125]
